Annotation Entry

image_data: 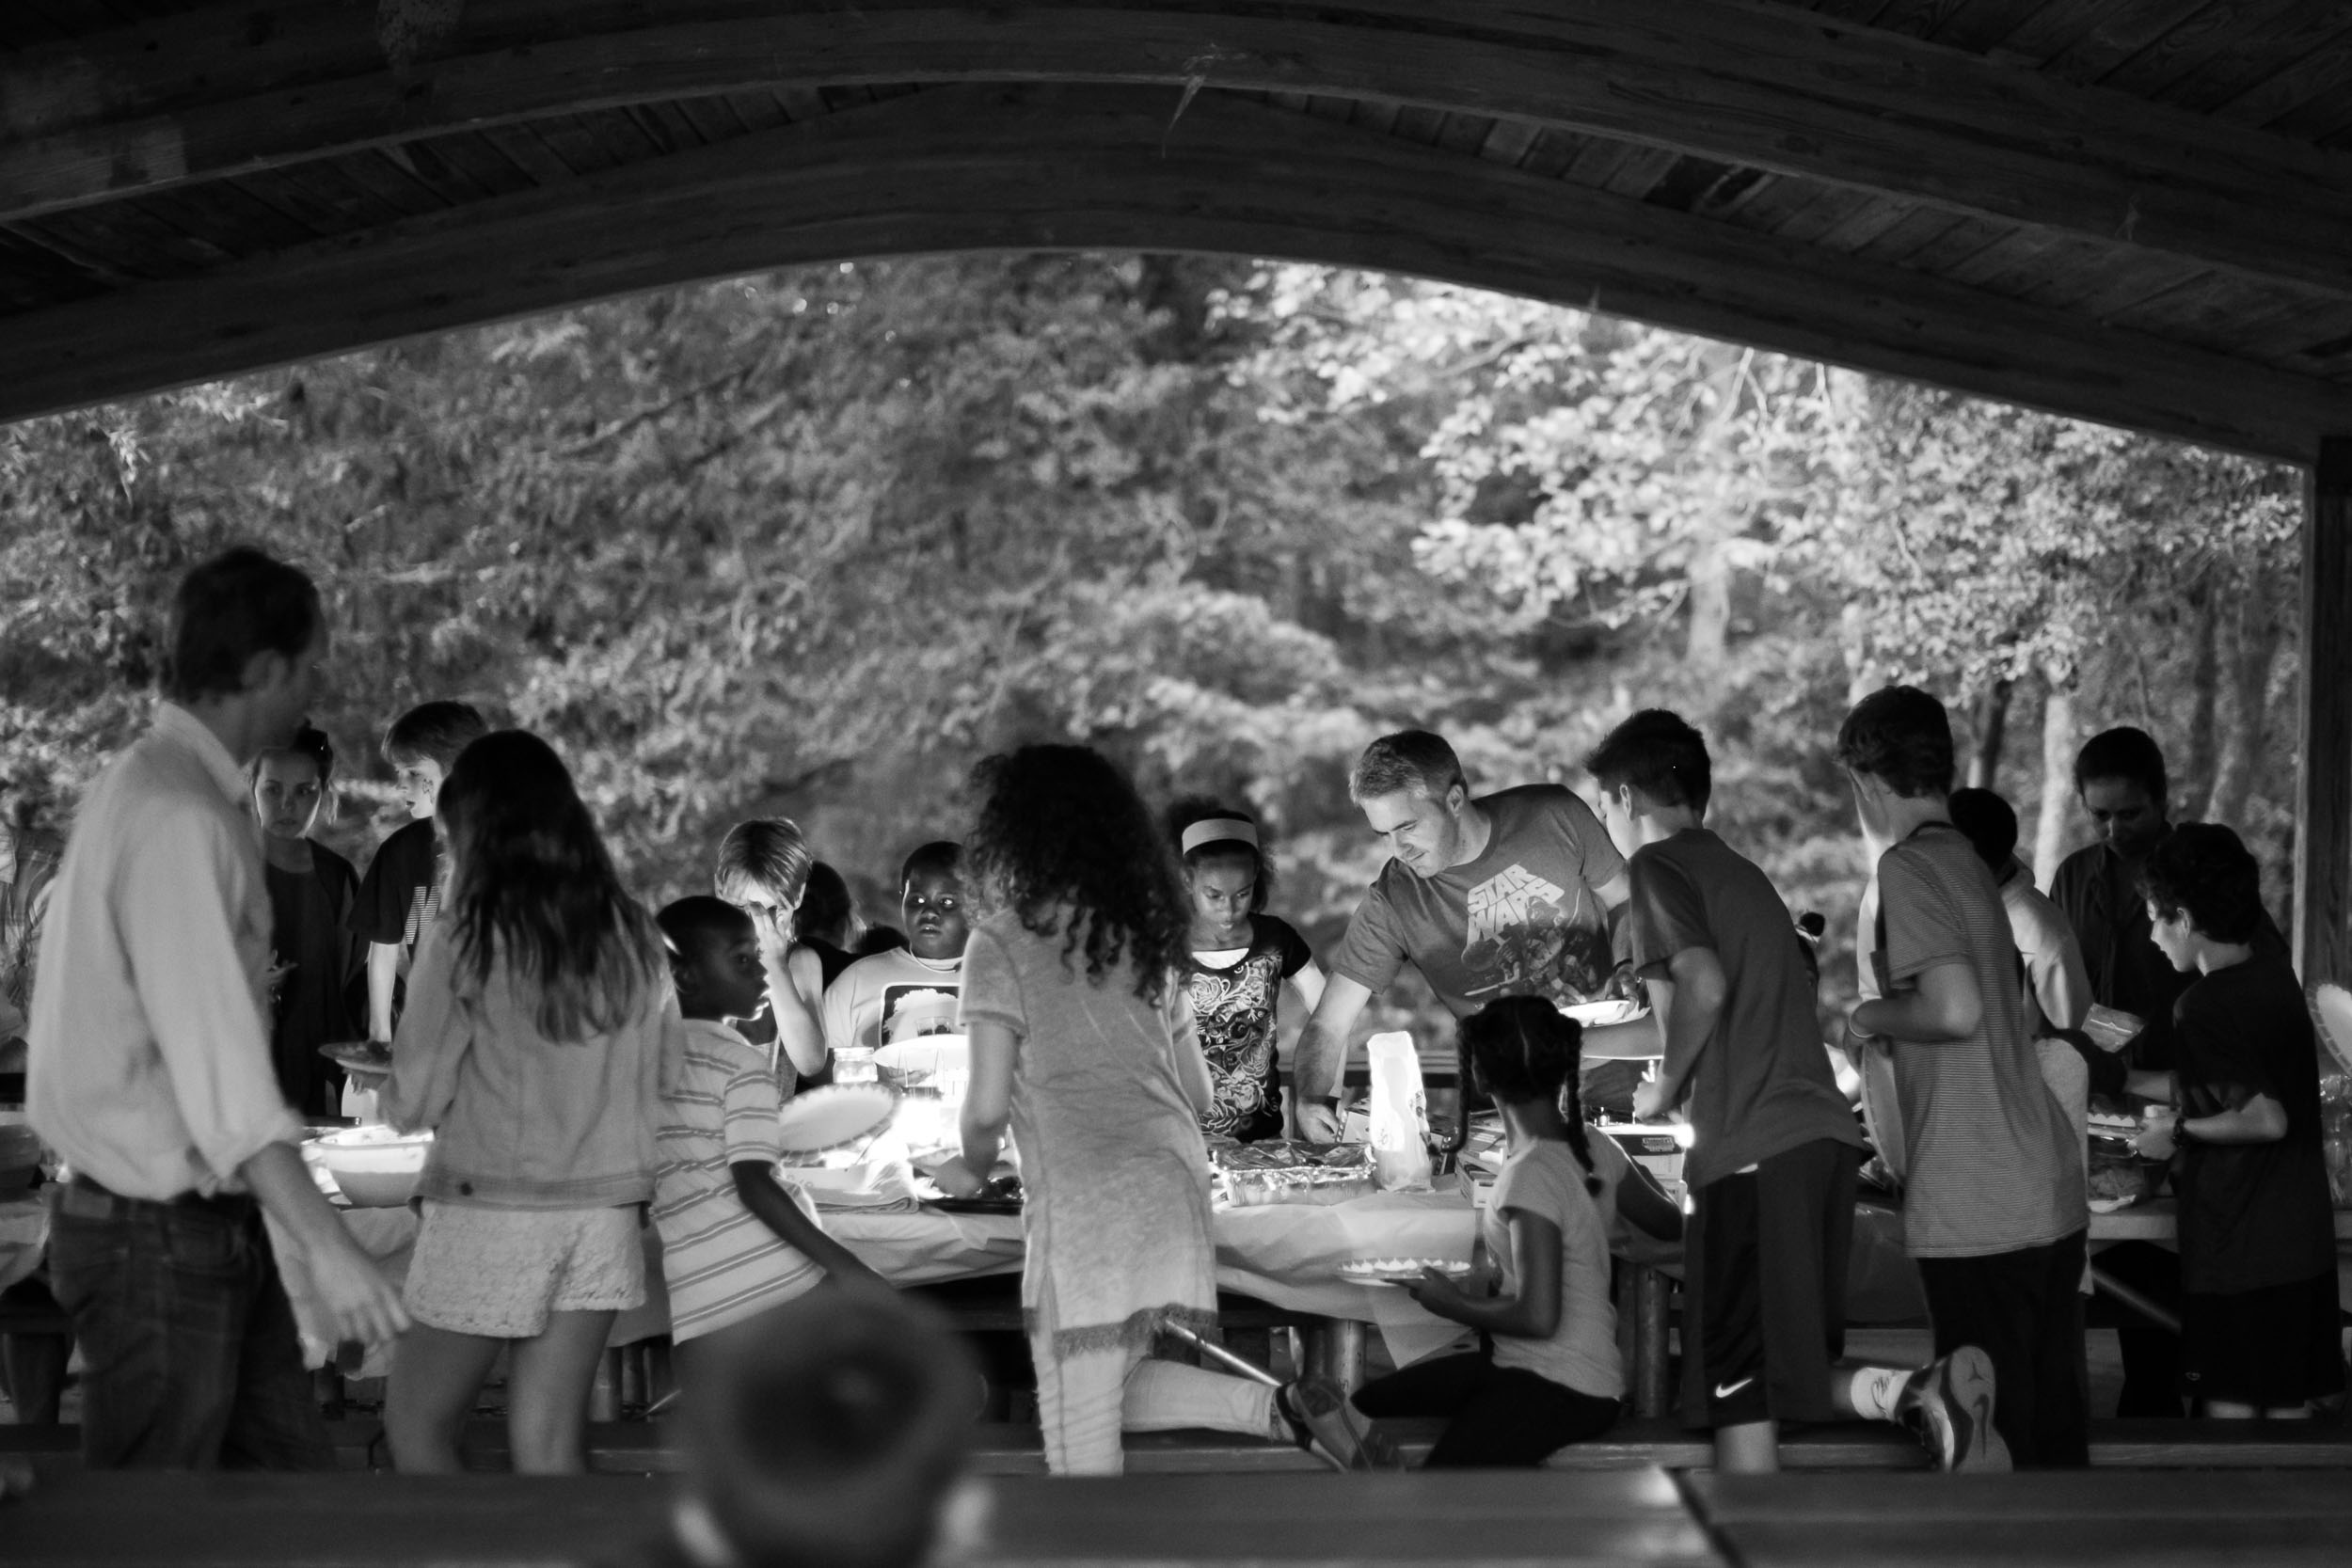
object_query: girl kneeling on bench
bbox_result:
[1355,996,1624,1466]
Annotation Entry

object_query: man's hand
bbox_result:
[1632,1077,1675,1122]
[1296,1099,1343,1144]
[305,1228,410,1348]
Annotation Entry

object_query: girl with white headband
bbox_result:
[1168,799,1328,1142]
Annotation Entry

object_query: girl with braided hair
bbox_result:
[1347,994,1624,1465]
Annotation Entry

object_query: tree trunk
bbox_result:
[2206,567,2286,828]
[2181,578,2219,816]
[1682,345,1746,673]
[2033,670,2077,888]
[1839,602,1875,706]
[1965,679,2012,790]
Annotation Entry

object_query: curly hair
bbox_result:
[966,745,1189,1004]
[1459,996,1598,1194]
[1166,796,1273,913]
[2140,822,2265,946]
[437,730,664,1040]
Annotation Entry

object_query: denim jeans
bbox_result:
[46,1180,336,1469]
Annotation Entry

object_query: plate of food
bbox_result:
[1340,1258,1472,1287]
[317,1040,392,1073]
[1559,998,1647,1028]
[776,1084,898,1157]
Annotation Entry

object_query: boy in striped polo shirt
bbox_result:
[653,898,884,1362]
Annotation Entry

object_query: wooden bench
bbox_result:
[19,1414,2344,1477]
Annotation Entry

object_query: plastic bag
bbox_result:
[1365,1031,1433,1192]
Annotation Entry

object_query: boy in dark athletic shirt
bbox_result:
[1592,710,1977,1473]
[2132,824,2344,1418]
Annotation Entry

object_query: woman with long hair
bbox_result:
[377,730,671,1474]
[937,744,1390,1474]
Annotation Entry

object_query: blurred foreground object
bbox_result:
[663,1284,979,1568]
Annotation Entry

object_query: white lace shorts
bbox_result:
[404,1201,644,1338]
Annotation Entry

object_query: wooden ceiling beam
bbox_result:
[0,85,2343,460]
[5,0,2352,299]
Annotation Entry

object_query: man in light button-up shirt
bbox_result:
[30,547,407,1468]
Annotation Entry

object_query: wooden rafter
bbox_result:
[4,1,2352,300]
[1,84,2345,459]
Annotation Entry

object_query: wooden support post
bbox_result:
[2296,440,2352,989]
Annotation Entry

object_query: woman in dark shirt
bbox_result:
[250,726,362,1116]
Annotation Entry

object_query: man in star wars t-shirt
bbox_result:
[1295,730,1660,1139]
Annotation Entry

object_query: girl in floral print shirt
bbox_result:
[1167,800,1327,1142]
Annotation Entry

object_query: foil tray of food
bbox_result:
[1213,1140,1378,1208]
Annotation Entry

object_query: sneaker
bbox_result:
[1277,1377,1402,1471]
[1906,1347,2010,1473]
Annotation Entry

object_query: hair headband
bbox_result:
[1181,817,1260,856]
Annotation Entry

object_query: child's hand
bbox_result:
[2135,1106,2179,1162]
[1406,1268,1466,1312]
[925,1155,989,1199]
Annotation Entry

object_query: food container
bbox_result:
[2088,1137,2166,1208]
[873,1036,969,1096]
[1213,1141,1377,1208]
[305,1125,432,1208]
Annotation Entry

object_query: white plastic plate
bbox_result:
[774,1084,898,1155]
[1559,999,1647,1028]
[1339,1258,1473,1287]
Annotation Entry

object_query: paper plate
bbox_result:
[317,1040,392,1072]
[775,1084,898,1155]
[1339,1258,1472,1287]
[1559,999,1646,1028]
[2314,984,2352,1079]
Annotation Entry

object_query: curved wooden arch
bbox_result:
[6,85,2344,458]
[8,0,2352,298]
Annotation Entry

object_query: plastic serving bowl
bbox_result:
[305,1126,433,1208]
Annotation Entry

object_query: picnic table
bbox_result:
[0,1466,1717,1567]
[252,1180,1485,1386]
[13,1465,2352,1566]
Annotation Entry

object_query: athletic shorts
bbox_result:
[1678,1137,1857,1430]
[2182,1272,2346,1411]
[404,1201,644,1338]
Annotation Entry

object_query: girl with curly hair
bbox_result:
[939,744,1391,1474]
[1166,799,1328,1143]
[377,730,672,1475]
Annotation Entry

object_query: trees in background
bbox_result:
[0,255,2303,1023]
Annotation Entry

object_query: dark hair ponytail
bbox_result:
[1460,996,1601,1195]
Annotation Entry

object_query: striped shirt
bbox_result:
[1867,824,2087,1259]
[652,1018,823,1340]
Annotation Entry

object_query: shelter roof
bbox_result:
[5,0,2352,457]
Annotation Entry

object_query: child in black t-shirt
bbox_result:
[2132,824,2344,1418]
[1167,800,1326,1142]
[351,701,486,1048]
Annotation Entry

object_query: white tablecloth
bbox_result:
[284,1184,1480,1372]
[819,1187,1481,1367]
[0,1189,46,1294]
